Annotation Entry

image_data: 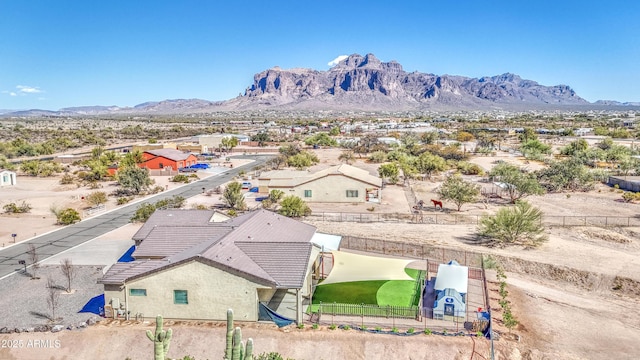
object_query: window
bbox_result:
[304,190,312,198]
[129,288,147,296]
[346,190,359,198]
[174,290,188,304]
[159,162,164,169]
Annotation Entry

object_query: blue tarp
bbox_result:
[79,294,105,315]
[117,246,135,262]
[258,303,295,328]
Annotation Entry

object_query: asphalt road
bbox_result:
[0,155,271,279]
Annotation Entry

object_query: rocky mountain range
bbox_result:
[229,53,589,111]
[3,53,639,116]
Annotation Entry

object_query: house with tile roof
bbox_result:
[258,164,382,203]
[140,148,198,170]
[99,209,321,324]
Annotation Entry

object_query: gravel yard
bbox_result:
[0,266,103,331]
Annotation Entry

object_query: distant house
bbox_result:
[258,164,382,203]
[140,149,198,170]
[0,169,17,186]
[99,209,323,323]
[433,261,468,320]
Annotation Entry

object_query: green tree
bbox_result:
[378,163,399,184]
[251,132,270,146]
[560,139,589,156]
[0,155,16,171]
[490,163,544,203]
[478,200,547,248]
[278,195,311,217]
[420,131,438,145]
[223,181,246,210]
[287,151,319,169]
[222,136,239,152]
[536,158,594,192]
[304,133,337,147]
[279,144,301,157]
[414,152,447,179]
[131,203,158,223]
[436,174,480,211]
[118,167,153,194]
[120,150,145,168]
[329,126,341,136]
[519,127,538,142]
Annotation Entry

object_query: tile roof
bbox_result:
[100,210,318,289]
[144,148,194,161]
[133,226,232,259]
[235,242,313,288]
[133,210,218,241]
[259,164,382,188]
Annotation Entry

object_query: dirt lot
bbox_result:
[2,147,640,359]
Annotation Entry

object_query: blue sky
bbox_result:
[1,1,638,110]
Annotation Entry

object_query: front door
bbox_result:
[444,303,455,316]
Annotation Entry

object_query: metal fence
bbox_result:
[305,211,640,227]
[316,302,420,319]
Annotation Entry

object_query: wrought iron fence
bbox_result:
[316,302,420,319]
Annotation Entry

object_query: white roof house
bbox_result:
[434,260,469,294]
[0,169,16,186]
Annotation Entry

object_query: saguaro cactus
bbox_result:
[225,309,253,360]
[146,315,173,360]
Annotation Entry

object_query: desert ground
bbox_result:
[1,147,640,359]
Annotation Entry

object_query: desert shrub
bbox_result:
[329,324,337,330]
[86,191,108,207]
[191,204,208,210]
[478,200,547,248]
[3,201,32,214]
[131,203,157,223]
[622,192,640,203]
[255,352,294,360]
[312,323,319,330]
[55,208,81,225]
[59,173,75,185]
[456,161,484,175]
[424,328,432,335]
[148,185,165,194]
[170,174,190,183]
[368,150,388,163]
[278,195,311,217]
[116,197,131,205]
[407,328,415,334]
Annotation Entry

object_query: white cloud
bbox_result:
[327,55,348,67]
[10,92,17,96]
[17,85,43,94]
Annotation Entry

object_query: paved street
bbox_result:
[0,155,270,279]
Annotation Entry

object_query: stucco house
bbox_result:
[140,149,198,170]
[258,164,382,203]
[99,209,321,324]
[0,169,17,186]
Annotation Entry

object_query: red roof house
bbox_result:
[141,149,198,170]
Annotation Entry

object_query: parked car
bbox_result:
[179,167,198,173]
[241,181,252,189]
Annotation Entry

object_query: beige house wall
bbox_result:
[195,135,229,149]
[104,260,270,321]
[277,174,373,203]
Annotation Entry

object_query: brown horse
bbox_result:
[430,199,443,210]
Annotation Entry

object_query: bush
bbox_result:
[329,324,337,330]
[170,174,190,183]
[407,328,415,334]
[59,173,75,185]
[343,325,350,330]
[116,197,131,205]
[296,323,304,329]
[478,200,547,248]
[312,323,319,330]
[55,208,81,225]
[622,191,640,203]
[424,328,432,335]
[3,201,32,214]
